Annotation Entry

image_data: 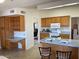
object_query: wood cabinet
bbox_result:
[0,15,25,49]
[41,18,52,27]
[6,39,25,49]
[0,17,5,49]
[10,16,25,31]
[6,40,18,49]
[40,33,49,39]
[41,16,70,27]
[60,34,70,39]
[51,17,60,23]
[41,18,46,27]
[60,16,70,26]
[20,39,25,49]
[45,18,51,27]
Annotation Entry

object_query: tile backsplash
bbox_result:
[41,27,71,34]
[61,27,71,34]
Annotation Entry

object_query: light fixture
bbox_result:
[0,0,5,3]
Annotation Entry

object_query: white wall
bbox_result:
[0,8,26,16]
[25,9,41,49]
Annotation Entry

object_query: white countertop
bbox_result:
[8,37,25,42]
[40,38,79,48]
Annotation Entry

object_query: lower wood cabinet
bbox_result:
[6,39,25,49]
[40,33,49,39]
[60,34,70,39]
[6,40,18,49]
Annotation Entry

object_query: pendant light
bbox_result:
[0,0,5,3]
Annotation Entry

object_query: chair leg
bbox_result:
[41,56,43,59]
[48,56,50,59]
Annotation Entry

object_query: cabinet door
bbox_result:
[19,16,25,31]
[60,34,70,39]
[55,17,60,23]
[40,33,49,39]
[10,16,25,31]
[4,16,11,39]
[41,18,46,27]
[60,16,70,26]
[0,17,6,48]
[46,18,52,27]
[51,17,60,23]
[14,16,20,31]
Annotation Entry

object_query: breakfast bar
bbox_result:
[40,38,79,59]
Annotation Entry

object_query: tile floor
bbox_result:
[0,46,41,59]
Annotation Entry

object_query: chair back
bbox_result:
[56,51,72,59]
[39,47,51,56]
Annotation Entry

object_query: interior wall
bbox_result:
[25,9,41,49]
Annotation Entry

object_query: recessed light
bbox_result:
[0,0,5,3]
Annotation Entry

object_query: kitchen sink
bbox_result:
[59,40,69,44]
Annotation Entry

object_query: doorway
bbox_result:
[71,17,79,39]
[33,22,39,46]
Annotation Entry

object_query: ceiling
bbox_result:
[0,0,55,10]
[0,0,78,11]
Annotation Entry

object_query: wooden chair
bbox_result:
[39,47,51,59]
[56,51,72,59]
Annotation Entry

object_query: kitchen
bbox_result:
[39,16,79,59]
[0,0,79,59]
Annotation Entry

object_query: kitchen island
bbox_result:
[40,38,79,59]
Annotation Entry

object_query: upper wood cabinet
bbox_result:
[41,18,46,27]
[41,16,70,27]
[10,16,25,31]
[45,18,52,27]
[51,17,60,23]
[0,17,6,48]
[60,16,70,26]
